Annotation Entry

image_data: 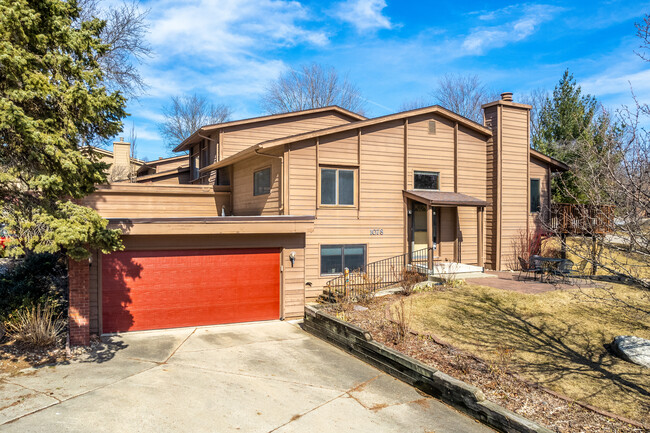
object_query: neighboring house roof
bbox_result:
[174,106,367,153]
[200,105,493,174]
[530,149,569,172]
[89,145,145,165]
[136,155,189,175]
[135,166,190,182]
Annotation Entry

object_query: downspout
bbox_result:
[254,149,284,214]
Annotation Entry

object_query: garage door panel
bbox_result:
[102,248,280,333]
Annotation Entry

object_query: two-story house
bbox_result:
[68,93,567,345]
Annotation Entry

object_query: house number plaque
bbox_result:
[369,229,384,236]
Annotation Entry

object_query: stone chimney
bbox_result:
[111,137,132,181]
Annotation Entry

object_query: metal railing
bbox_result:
[324,247,435,301]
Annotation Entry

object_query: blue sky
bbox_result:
[115,0,650,160]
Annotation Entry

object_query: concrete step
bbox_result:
[428,272,497,282]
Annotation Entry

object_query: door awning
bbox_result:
[404,190,487,207]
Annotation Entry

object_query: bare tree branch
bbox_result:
[431,74,500,124]
[261,63,366,116]
[519,88,549,142]
[398,97,432,112]
[77,0,152,96]
[158,94,232,150]
[635,14,650,62]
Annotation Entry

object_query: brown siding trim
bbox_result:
[453,122,458,193]
[496,104,503,270]
[315,137,320,212]
[357,128,361,220]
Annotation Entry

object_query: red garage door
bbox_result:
[101,248,281,333]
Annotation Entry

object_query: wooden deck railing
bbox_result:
[550,203,615,235]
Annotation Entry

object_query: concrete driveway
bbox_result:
[0,321,493,432]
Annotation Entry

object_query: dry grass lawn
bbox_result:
[543,237,650,280]
[406,283,650,424]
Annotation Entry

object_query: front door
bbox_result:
[409,202,437,257]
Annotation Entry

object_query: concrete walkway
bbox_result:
[0,321,493,433]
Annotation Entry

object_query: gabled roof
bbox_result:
[200,105,493,174]
[530,149,569,172]
[174,106,367,153]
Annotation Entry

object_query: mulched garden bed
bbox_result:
[0,340,68,376]
[322,293,649,433]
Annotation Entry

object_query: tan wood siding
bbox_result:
[405,114,455,190]
[288,139,317,216]
[232,152,282,215]
[286,114,499,300]
[81,185,231,218]
[222,112,355,159]
[456,126,488,265]
[318,129,359,165]
[500,106,530,269]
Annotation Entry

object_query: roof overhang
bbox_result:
[107,215,315,236]
[530,149,569,172]
[404,190,487,207]
[174,106,367,153]
[200,105,493,174]
[135,166,189,182]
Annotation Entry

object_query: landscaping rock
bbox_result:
[353,305,368,312]
[611,336,650,368]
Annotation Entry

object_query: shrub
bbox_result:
[509,227,549,270]
[393,266,425,296]
[392,298,411,343]
[5,303,65,347]
[0,253,68,320]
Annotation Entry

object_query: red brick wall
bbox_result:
[68,258,90,346]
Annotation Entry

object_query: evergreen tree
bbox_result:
[532,70,617,203]
[0,0,126,259]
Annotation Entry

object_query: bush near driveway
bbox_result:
[4,304,66,347]
[406,284,650,425]
[0,253,68,321]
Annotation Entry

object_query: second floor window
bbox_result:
[200,141,209,168]
[414,171,439,190]
[190,147,200,180]
[254,167,271,196]
[530,178,541,213]
[321,168,355,206]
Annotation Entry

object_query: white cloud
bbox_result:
[147,0,328,58]
[462,4,564,55]
[333,0,392,33]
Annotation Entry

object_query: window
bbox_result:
[320,245,366,275]
[254,167,271,196]
[530,178,541,213]
[321,168,355,206]
[200,140,209,168]
[414,171,439,190]
[190,146,200,180]
[216,167,230,186]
